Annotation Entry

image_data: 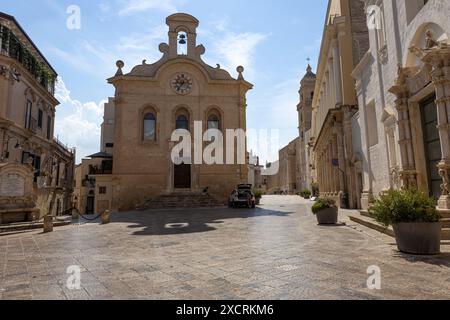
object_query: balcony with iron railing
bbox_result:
[0,23,56,95]
[53,137,75,155]
[89,163,113,175]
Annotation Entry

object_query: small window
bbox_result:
[38,109,43,128]
[143,113,156,141]
[25,100,32,129]
[99,186,107,194]
[176,115,189,130]
[105,143,114,148]
[47,116,52,140]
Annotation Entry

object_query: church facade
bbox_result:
[98,14,253,212]
[352,0,450,211]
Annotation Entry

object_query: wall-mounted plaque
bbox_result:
[0,174,25,197]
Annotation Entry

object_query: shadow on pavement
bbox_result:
[393,251,450,268]
[109,207,293,236]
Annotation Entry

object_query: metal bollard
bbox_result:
[43,216,54,233]
[101,210,111,225]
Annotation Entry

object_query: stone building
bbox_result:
[311,0,369,209]
[297,65,317,192]
[0,12,75,223]
[97,13,253,211]
[352,0,450,212]
[262,137,300,195]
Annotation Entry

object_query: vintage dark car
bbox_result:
[228,184,256,208]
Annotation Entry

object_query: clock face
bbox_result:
[171,74,193,95]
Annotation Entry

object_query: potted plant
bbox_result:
[253,189,263,205]
[312,197,338,225]
[300,189,312,199]
[369,189,442,255]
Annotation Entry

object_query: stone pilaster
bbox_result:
[389,67,417,189]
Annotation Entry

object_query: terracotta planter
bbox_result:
[393,222,442,255]
[101,210,111,225]
[315,207,338,225]
[255,197,261,205]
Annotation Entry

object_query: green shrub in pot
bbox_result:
[312,197,338,225]
[312,197,337,214]
[369,189,442,255]
[369,189,440,226]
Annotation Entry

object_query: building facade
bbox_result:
[74,98,117,215]
[311,0,369,209]
[0,12,75,223]
[352,0,450,210]
[97,14,253,212]
[262,137,300,195]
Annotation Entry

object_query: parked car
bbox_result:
[229,184,256,208]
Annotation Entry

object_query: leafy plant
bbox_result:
[369,189,441,227]
[300,189,312,198]
[312,198,337,215]
[253,189,264,198]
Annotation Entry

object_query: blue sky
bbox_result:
[2,0,328,163]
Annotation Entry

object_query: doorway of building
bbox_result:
[174,163,191,189]
[86,191,95,214]
[421,95,442,200]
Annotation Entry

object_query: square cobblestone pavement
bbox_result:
[0,196,449,300]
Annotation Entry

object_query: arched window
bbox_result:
[206,114,221,142]
[143,113,156,141]
[176,114,189,130]
[207,114,220,131]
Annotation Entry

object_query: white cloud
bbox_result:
[54,77,107,163]
[118,0,177,16]
[48,24,167,79]
[211,32,267,79]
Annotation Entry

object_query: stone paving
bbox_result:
[0,196,449,300]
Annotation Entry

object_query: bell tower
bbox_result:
[166,13,200,59]
[298,64,316,135]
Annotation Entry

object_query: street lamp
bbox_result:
[1,136,22,161]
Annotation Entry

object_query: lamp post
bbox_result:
[1,136,22,162]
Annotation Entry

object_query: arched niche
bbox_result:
[405,22,448,68]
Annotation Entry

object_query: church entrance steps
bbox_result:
[136,192,225,210]
[349,212,450,241]
[348,213,395,237]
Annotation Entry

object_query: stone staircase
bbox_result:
[349,210,450,241]
[0,216,72,234]
[136,192,225,210]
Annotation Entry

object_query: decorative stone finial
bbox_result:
[115,60,124,76]
[237,66,244,80]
